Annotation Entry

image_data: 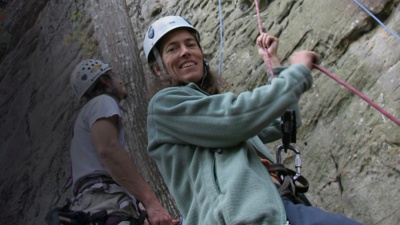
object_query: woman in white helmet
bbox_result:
[69,59,179,225]
[143,16,363,225]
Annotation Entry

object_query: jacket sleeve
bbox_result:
[147,64,312,149]
[257,67,304,144]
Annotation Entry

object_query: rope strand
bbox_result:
[314,64,400,126]
[217,0,224,78]
[353,0,400,40]
[254,0,275,78]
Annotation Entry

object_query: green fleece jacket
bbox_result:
[147,64,313,225]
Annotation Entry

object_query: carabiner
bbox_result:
[276,144,302,180]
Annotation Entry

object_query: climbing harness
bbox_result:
[73,175,117,197]
[47,175,148,225]
[45,198,148,225]
[260,110,311,206]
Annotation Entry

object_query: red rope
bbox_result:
[314,64,400,126]
[254,0,275,78]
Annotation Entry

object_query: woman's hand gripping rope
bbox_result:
[257,33,281,68]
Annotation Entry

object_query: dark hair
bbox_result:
[82,73,112,100]
[197,67,223,95]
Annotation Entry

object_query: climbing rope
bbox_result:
[252,0,400,126]
[314,64,400,126]
[217,0,224,78]
[254,0,275,78]
[353,0,400,40]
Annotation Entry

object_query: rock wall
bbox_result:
[0,0,399,224]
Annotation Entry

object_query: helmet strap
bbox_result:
[106,79,121,102]
[199,58,210,88]
[152,48,169,79]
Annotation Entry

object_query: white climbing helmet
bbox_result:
[70,59,111,99]
[143,15,200,64]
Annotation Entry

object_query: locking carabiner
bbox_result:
[276,144,302,180]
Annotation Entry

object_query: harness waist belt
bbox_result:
[74,175,117,196]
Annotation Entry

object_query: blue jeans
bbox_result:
[282,198,364,225]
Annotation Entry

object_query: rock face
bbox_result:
[1,0,399,224]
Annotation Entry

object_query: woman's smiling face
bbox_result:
[157,28,204,83]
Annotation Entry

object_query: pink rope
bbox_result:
[314,64,400,126]
[254,0,275,78]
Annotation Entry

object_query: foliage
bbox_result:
[63,9,98,57]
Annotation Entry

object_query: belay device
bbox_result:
[273,110,311,205]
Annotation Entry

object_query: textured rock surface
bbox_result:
[0,0,399,224]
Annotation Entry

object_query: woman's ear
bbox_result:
[152,64,162,77]
[99,75,112,88]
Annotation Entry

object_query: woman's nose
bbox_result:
[180,46,191,57]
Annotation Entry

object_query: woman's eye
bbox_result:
[188,42,197,47]
[166,46,176,53]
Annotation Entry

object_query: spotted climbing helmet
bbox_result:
[70,59,111,99]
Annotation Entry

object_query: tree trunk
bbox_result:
[86,0,180,217]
